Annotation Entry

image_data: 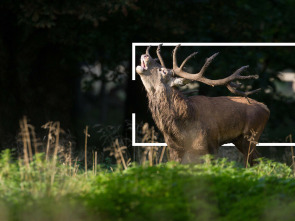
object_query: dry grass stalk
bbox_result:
[84,126,90,175]
[43,122,53,161]
[166,146,170,162]
[92,151,95,175]
[52,122,60,163]
[95,151,97,175]
[150,128,155,166]
[141,149,148,166]
[72,157,80,177]
[27,124,39,155]
[148,147,153,166]
[244,129,258,168]
[19,117,46,186]
[42,121,64,162]
[65,153,69,175]
[127,158,131,167]
[104,139,127,170]
[23,117,33,162]
[17,118,83,196]
[159,146,166,164]
[141,123,160,166]
[116,139,127,170]
[19,116,30,168]
[51,122,60,185]
[18,156,24,190]
[286,134,295,175]
[69,141,72,176]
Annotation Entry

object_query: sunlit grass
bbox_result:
[0,150,295,221]
[0,117,294,220]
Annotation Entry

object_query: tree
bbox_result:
[0,0,295,147]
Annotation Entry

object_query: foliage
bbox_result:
[1,150,295,221]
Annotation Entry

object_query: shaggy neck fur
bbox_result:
[147,86,192,141]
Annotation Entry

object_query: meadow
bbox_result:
[0,118,295,221]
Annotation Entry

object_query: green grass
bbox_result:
[0,150,295,221]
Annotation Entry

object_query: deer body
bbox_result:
[137,45,269,165]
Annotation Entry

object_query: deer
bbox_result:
[136,44,270,166]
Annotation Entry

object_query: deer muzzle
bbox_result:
[141,54,150,70]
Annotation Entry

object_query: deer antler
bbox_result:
[171,44,261,97]
[146,46,151,56]
[226,82,261,97]
[156,44,166,68]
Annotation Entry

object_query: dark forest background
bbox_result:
[0,0,295,152]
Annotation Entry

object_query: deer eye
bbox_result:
[159,68,166,75]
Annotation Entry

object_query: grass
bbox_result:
[0,150,295,221]
[0,117,295,220]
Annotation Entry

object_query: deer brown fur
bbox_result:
[136,44,270,166]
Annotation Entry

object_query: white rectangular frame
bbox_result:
[132,43,295,147]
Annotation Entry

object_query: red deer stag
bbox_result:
[136,44,270,166]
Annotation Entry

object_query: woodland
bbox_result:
[0,1,295,220]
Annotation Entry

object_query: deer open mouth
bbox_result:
[141,55,149,70]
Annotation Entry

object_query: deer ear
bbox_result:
[136,66,144,75]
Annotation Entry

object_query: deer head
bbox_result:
[136,46,174,94]
[136,44,261,97]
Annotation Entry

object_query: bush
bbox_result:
[0,151,295,221]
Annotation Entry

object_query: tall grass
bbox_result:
[1,150,295,221]
[0,117,295,220]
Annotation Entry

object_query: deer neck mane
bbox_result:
[147,86,192,133]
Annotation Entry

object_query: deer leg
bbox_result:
[168,147,184,163]
[181,148,210,164]
[233,134,261,167]
[244,140,260,167]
